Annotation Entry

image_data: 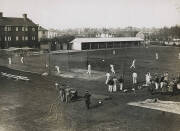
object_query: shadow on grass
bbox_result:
[90,103,103,109]
[70,96,83,102]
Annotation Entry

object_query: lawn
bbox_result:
[1,45,180,131]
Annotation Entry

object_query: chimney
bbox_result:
[22,13,27,19]
[0,12,3,18]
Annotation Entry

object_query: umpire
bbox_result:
[84,91,91,110]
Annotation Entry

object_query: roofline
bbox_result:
[70,37,144,43]
[0,17,38,27]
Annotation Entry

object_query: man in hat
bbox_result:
[84,91,91,109]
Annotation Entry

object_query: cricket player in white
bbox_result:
[132,72,137,84]
[110,64,115,74]
[105,72,110,84]
[87,64,91,75]
[55,65,60,74]
[155,53,159,60]
[113,77,117,92]
[145,72,151,85]
[130,59,136,69]
[21,57,24,64]
[8,57,12,65]
[55,83,59,90]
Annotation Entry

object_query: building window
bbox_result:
[25,27,28,31]
[16,36,19,41]
[22,36,24,41]
[16,27,19,31]
[22,27,25,31]
[32,28,35,31]
[8,27,11,31]
[8,36,11,41]
[43,31,45,34]
[4,26,11,31]
[5,36,7,41]
[4,27,8,31]
[25,36,28,40]
[32,36,36,40]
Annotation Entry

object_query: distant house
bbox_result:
[0,12,39,49]
[136,31,145,39]
[172,39,180,45]
[38,26,50,51]
[70,37,144,50]
[136,31,152,40]
[96,33,114,38]
[38,26,48,41]
[48,29,58,38]
[165,39,180,46]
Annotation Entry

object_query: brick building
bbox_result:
[0,12,39,49]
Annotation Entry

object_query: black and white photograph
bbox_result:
[0,0,180,130]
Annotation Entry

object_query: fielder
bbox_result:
[130,59,136,69]
[8,57,12,65]
[110,64,115,74]
[145,72,151,85]
[155,53,159,60]
[21,57,24,64]
[112,77,117,92]
[132,72,137,84]
[55,65,60,74]
[87,64,91,75]
[105,72,111,85]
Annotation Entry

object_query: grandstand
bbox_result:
[70,37,144,50]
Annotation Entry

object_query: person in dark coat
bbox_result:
[107,78,114,92]
[84,91,91,109]
[65,88,71,103]
[60,85,65,102]
[118,75,124,91]
[154,75,159,90]
[160,75,165,88]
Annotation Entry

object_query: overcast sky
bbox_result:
[1,0,180,29]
